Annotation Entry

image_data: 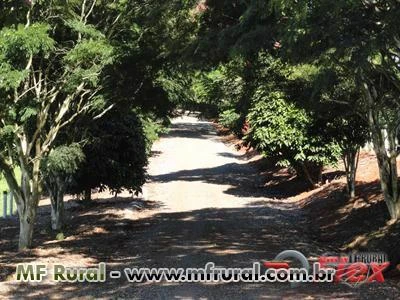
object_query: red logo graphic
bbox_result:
[319,255,389,287]
[263,250,390,287]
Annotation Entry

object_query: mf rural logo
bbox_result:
[11,250,389,286]
[263,250,390,288]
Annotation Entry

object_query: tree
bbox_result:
[42,144,85,231]
[0,1,113,249]
[313,67,370,198]
[191,0,279,64]
[246,90,339,187]
[242,54,339,186]
[68,110,147,201]
[336,117,368,199]
[274,0,400,219]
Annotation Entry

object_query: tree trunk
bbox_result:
[50,181,65,231]
[349,177,356,199]
[371,125,400,220]
[46,176,66,231]
[18,206,36,250]
[84,188,92,202]
[0,157,39,250]
[15,188,39,250]
[17,159,41,250]
[375,151,400,219]
[295,161,323,187]
[343,147,360,199]
[362,78,400,220]
[51,199,64,231]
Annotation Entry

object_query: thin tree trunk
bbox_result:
[17,185,39,249]
[362,78,400,220]
[50,179,65,231]
[375,150,400,219]
[51,198,64,231]
[299,162,322,188]
[343,147,360,199]
[349,174,356,199]
[84,188,91,202]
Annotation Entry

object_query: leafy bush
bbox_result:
[219,109,241,130]
[140,113,170,154]
[42,144,85,177]
[246,89,340,185]
[190,60,248,120]
[69,110,148,197]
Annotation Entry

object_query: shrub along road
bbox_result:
[1,115,399,299]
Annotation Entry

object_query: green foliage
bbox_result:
[140,114,169,154]
[65,19,105,39]
[69,110,147,196]
[188,57,250,121]
[2,0,398,244]
[247,89,339,168]
[42,144,85,177]
[313,66,370,153]
[0,23,54,60]
[0,62,28,90]
[219,109,241,130]
[56,232,65,241]
[64,40,113,68]
[156,70,194,107]
[192,0,279,63]
[64,39,114,88]
[0,23,54,90]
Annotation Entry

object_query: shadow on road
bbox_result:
[150,161,342,200]
[2,194,399,298]
[161,122,218,140]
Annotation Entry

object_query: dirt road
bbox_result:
[1,115,399,299]
[144,115,271,212]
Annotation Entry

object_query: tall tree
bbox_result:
[313,66,370,198]
[275,0,400,219]
[0,1,113,249]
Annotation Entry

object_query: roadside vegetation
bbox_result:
[187,0,399,219]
